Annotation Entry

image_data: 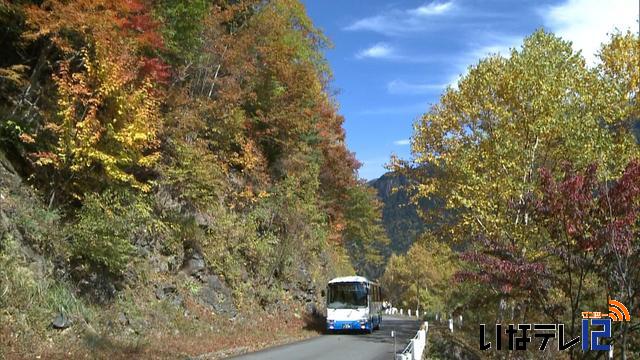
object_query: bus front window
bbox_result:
[327,282,368,309]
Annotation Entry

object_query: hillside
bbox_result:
[0,1,388,358]
[368,172,426,255]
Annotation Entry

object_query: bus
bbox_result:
[325,276,383,333]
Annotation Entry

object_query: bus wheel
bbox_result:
[364,321,373,334]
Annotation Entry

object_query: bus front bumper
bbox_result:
[327,320,370,331]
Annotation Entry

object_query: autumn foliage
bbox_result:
[0,0,372,309]
[395,29,640,356]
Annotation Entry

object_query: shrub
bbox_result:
[69,190,153,276]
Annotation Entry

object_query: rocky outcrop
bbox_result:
[0,149,49,275]
[198,275,236,316]
[155,283,183,306]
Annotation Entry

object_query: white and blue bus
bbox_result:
[325,276,383,333]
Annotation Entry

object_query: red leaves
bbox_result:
[601,160,640,217]
[120,14,165,50]
[457,248,547,295]
[536,161,640,254]
[537,163,601,251]
[139,57,171,84]
[112,1,170,85]
[116,0,166,51]
[458,160,640,296]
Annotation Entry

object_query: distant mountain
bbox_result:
[368,172,426,255]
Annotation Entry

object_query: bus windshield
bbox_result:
[328,282,368,309]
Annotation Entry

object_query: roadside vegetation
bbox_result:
[0,0,388,358]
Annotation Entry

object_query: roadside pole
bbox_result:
[391,330,396,359]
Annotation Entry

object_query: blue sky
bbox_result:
[301,0,639,179]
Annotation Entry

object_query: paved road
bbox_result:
[231,316,421,360]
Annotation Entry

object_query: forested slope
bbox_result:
[369,172,425,255]
[0,1,387,358]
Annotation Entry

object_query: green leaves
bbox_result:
[69,190,153,276]
[156,0,210,63]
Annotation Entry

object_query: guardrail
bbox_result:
[384,307,421,319]
[396,321,428,360]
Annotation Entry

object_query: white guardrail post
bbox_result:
[397,321,429,360]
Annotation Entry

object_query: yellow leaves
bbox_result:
[132,132,147,142]
[599,32,640,88]
[409,30,639,248]
[41,40,161,194]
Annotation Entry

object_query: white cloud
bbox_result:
[355,44,447,63]
[345,1,455,35]
[387,80,448,95]
[542,0,638,64]
[393,139,411,146]
[356,43,395,59]
[410,2,453,16]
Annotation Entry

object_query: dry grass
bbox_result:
[2,293,322,360]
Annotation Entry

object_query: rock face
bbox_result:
[198,275,236,316]
[51,313,72,329]
[76,268,118,304]
[182,252,206,277]
[155,283,183,306]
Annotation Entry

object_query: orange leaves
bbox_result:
[18,133,35,144]
[32,151,59,167]
[121,0,146,13]
[25,0,168,84]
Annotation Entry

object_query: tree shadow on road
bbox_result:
[302,311,327,334]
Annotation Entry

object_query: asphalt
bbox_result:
[230,315,422,360]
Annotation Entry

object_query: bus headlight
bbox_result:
[359,318,367,329]
[327,319,335,329]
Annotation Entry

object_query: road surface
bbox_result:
[231,315,421,360]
